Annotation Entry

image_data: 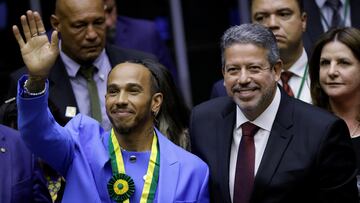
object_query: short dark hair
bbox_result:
[124,59,161,95]
[122,59,191,149]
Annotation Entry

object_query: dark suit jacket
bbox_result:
[0,124,50,203]
[210,79,227,99]
[190,88,358,202]
[113,16,177,82]
[303,0,360,54]
[6,44,156,126]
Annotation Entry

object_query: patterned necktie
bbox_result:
[281,71,294,97]
[46,175,62,202]
[79,65,102,122]
[234,122,260,203]
[326,0,343,28]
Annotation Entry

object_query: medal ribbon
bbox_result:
[109,129,160,203]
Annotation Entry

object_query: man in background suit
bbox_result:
[211,0,311,104]
[2,0,154,201]
[190,23,358,202]
[6,0,155,130]
[0,124,51,203]
[103,0,177,82]
[303,0,360,54]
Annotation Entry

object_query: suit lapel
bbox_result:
[156,130,179,201]
[49,47,121,123]
[251,90,295,201]
[48,58,78,124]
[217,100,236,202]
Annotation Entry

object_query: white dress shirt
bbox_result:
[229,86,281,202]
[278,48,312,104]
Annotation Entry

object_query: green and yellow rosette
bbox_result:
[107,173,135,202]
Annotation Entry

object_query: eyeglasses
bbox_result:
[224,65,271,76]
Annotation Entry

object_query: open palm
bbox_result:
[13,10,59,79]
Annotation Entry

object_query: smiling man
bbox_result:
[13,10,209,202]
[211,0,311,103]
[4,1,156,201]
[190,23,358,203]
[7,0,155,130]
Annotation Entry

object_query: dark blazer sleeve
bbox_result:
[314,118,358,202]
[252,94,359,203]
[0,125,51,203]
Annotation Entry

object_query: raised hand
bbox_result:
[13,10,59,80]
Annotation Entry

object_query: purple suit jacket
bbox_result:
[0,124,51,203]
[17,76,209,202]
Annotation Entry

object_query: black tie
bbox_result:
[326,0,343,28]
[79,65,102,122]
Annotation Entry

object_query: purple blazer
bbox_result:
[17,76,209,202]
[0,124,51,203]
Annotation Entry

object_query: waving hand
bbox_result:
[13,10,59,80]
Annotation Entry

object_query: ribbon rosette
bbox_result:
[107,173,135,202]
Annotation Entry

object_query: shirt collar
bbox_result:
[287,48,308,77]
[236,86,281,132]
[59,40,107,79]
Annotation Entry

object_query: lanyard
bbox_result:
[319,0,349,30]
[108,129,160,203]
[296,64,308,99]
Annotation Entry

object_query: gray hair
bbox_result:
[220,23,280,68]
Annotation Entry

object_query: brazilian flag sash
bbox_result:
[107,129,160,203]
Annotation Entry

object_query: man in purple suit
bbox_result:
[14,9,209,202]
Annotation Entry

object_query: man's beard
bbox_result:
[109,99,153,136]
